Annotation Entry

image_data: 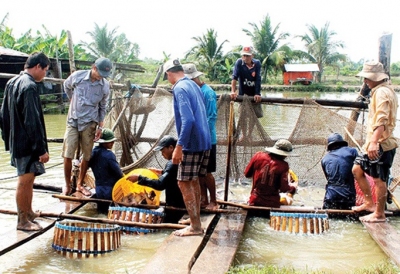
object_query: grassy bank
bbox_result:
[228,260,400,274]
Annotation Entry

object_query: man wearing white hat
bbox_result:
[183,63,218,210]
[244,139,297,208]
[352,61,398,222]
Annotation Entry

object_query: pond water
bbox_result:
[0,91,399,273]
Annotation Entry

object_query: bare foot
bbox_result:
[17,221,43,231]
[360,212,387,223]
[178,218,191,225]
[61,185,72,196]
[352,204,375,213]
[28,211,41,222]
[205,202,219,210]
[174,226,203,237]
[76,185,91,196]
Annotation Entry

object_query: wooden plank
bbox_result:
[0,198,85,256]
[191,210,248,274]
[140,214,216,274]
[362,221,400,267]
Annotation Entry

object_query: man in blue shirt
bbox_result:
[163,59,211,236]
[230,46,263,141]
[321,133,358,210]
[183,63,218,210]
[89,128,123,209]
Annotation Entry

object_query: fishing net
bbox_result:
[103,86,400,188]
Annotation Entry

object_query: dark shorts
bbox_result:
[207,144,217,173]
[12,155,45,176]
[354,148,396,183]
[177,150,210,181]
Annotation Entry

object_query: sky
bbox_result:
[2,0,400,63]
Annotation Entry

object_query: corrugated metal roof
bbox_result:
[284,64,319,72]
[0,46,29,57]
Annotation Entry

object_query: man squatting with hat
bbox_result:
[127,135,186,223]
[244,139,297,208]
[321,133,358,210]
[352,61,398,222]
[89,128,123,211]
[163,59,211,236]
[61,57,113,196]
[182,63,219,210]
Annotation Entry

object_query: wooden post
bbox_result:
[378,32,392,78]
[67,30,76,73]
[224,101,235,202]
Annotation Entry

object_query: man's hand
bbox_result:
[127,174,139,183]
[172,145,183,165]
[254,95,261,103]
[39,152,49,163]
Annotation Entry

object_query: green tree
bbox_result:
[82,23,139,63]
[297,22,347,82]
[185,28,228,82]
[243,15,289,83]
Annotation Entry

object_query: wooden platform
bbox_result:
[0,197,85,256]
[141,209,247,274]
[362,221,400,267]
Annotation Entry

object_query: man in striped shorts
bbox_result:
[163,59,211,236]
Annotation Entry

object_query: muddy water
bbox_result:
[0,91,398,273]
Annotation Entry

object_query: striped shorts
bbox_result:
[177,150,210,181]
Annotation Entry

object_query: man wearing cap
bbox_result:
[163,59,211,236]
[62,57,113,196]
[321,133,358,210]
[351,61,398,222]
[127,135,185,223]
[230,46,263,141]
[89,128,123,209]
[182,63,218,210]
[244,139,297,208]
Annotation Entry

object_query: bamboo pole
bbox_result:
[0,209,186,230]
[224,101,235,202]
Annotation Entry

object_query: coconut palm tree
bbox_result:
[185,28,228,82]
[82,23,139,64]
[297,22,347,83]
[243,15,289,83]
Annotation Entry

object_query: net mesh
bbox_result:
[103,87,400,187]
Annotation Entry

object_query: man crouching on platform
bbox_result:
[352,61,398,223]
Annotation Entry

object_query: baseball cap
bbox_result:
[163,59,183,80]
[153,135,177,151]
[240,46,254,56]
[95,57,113,78]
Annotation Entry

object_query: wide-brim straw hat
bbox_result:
[356,61,389,82]
[265,139,293,157]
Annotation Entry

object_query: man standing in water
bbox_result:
[0,52,51,231]
[163,59,211,236]
[352,61,398,222]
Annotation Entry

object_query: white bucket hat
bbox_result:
[265,139,293,157]
[356,61,389,82]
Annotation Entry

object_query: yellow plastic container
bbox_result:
[112,168,161,205]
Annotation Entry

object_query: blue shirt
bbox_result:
[200,83,217,145]
[64,70,109,131]
[232,58,262,96]
[321,146,358,201]
[173,77,211,152]
[89,145,124,200]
